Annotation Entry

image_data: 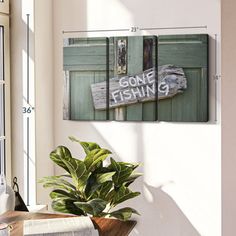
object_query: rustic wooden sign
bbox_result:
[91,64,187,110]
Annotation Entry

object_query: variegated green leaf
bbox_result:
[113,185,140,205]
[96,172,116,184]
[39,176,76,191]
[124,172,142,186]
[50,189,79,201]
[98,181,113,201]
[109,207,140,221]
[74,198,107,216]
[84,149,111,171]
[109,158,133,187]
[69,136,101,154]
[50,146,72,173]
[62,158,88,190]
[52,199,85,215]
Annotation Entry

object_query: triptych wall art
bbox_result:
[63,34,208,122]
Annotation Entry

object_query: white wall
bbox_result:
[10,0,221,235]
[52,1,221,236]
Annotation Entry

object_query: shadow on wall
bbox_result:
[68,123,201,236]
[131,182,201,236]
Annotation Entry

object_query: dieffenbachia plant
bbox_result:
[39,137,142,221]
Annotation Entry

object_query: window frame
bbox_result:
[0,0,9,15]
[0,13,11,184]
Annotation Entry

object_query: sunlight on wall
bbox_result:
[92,122,221,236]
[21,0,34,31]
[53,0,221,235]
[87,0,134,30]
[22,49,36,206]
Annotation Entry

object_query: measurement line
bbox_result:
[214,34,218,123]
[62,25,207,34]
[27,117,29,206]
[106,38,109,120]
[26,14,30,206]
[140,26,207,31]
[26,14,30,104]
[63,29,129,34]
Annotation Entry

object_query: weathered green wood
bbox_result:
[158,34,208,122]
[70,72,95,120]
[64,46,114,57]
[198,68,208,121]
[126,36,144,121]
[68,37,108,45]
[142,36,157,121]
[108,37,115,120]
[64,37,113,72]
[64,55,112,65]
[64,64,113,72]
[94,72,107,120]
[158,35,208,68]
[171,69,200,121]
[158,99,172,121]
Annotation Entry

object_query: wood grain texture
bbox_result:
[0,211,136,236]
[142,36,158,121]
[66,37,109,121]
[63,71,70,120]
[91,66,187,110]
[158,34,208,122]
[126,36,144,121]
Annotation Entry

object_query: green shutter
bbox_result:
[65,37,109,121]
[158,34,208,122]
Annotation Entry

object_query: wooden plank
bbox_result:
[64,64,113,72]
[158,99,172,121]
[64,55,113,67]
[68,37,108,45]
[171,69,200,121]
[198,68,208,121]
[108,37,116,121]
[126,37,144,121]
[91,66,187,110]
[63,37,113,72]
[94,71,107,120]
[70,72,95,120]
[64,46,114,56]
[0,211,136,236]
[110,37,128,121]
[158,34,208,122]
[143,36,157,121]
[63,71,70,120]
[143,37,154,70]
[158,34,208,68]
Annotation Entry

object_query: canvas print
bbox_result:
[158,34,209,122]
[63,34,208,122]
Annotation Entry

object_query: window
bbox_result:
[0,9,11,183]
[0,26,5,175]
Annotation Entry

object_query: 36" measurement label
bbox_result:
[23,106,34,114]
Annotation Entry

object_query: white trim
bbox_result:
[0,14,11,184]
[0,0,9,15]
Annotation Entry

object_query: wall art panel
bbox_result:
[63,34,209,122]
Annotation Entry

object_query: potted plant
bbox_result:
[39,137,142,221]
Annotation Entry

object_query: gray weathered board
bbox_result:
[91,65,187,110]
